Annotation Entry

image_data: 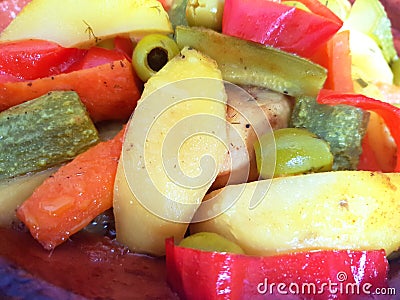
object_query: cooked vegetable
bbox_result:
[391,57,400,86]
[317,90,400,172]
[16,128,125,250]
[255,128,333,178]
[291,95,369,170]
[113,47,227,256]
[358,112,396,172]
[166,237,388,299]
[350,30,394,97]
[168,0,189,28]
[0,0,30,32]
[212,86,293,189]
[0,167,57,227]
[222,0,342,58]
[282,1,310,12]
[0,91,99,180]
[191,171,400,257]
[314,30,354,92]
[0,39,86,82]
[179,232,244,254]
[343,0,397,64]
[175,26,327,97]
[185,0,224,31]
[0,59,142,122]
[0,0,173,48]
[132,34,179,82]
[317,0,351,21]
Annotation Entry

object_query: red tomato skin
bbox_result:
[222,0,342,58]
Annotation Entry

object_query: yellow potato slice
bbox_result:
[0,0,172,47]
[191,171,400,257]
[113,47,228,256]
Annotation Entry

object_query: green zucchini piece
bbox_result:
[168,0,189,29]
[0,91,99,179]
[290,96,369,170]
[391,57,400,86]
[175,26,327,97]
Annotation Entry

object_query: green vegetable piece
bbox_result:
[175,26,327,97]
[282,1,311,12]
[343,0,397,63]
[186,0,225,31]
[132,33,180,82]
[391,57,400,86]
[168,0,189,28]
[290,96,369,170]
[179,232,245,254]
[255,128,333,178]
[0,91,99,180]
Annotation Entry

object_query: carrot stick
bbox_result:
[0,59,142,122]
[17,127,125,250]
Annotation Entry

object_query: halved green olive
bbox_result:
[186,0,225,31]
[132,34,179,82]
[179,232,245,254]
[255,128,334,178]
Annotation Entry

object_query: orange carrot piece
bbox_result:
[0,59,142,122]
[17,128,125,250]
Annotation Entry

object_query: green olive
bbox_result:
[255,128,334,178]
[186,0,225,31]
[132,34,179,82]
[179,232,245,254]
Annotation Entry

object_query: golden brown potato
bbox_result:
[192,171,400,257]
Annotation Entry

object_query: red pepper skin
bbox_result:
[0,0,31,32]
[65,46,128,72]
[113,36,134,59]
[166,238,389,300]
[357,132,383,171]
[317,90,400,172]
[0,39,87,82]
[222,0,342,58]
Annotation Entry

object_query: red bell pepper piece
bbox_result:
[113,36,134,59]
[313,30,354,93]
[66,46,128,72]
[222,0,343,58]
[166,238,389,300]
[357,132,383,171]
[317,90,400,171]
[0,0,31,32]
[0,39,87,82]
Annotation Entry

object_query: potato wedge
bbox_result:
[113,47,227,256]
[0,0,172,47]
[191,171,400,257]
